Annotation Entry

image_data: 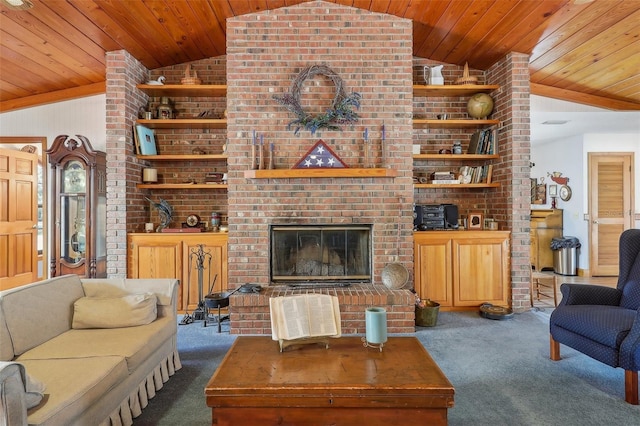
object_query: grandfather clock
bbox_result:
[47,135,107,278]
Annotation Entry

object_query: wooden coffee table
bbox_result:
[205,336,454,425]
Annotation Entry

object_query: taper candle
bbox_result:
[258,134,265,170]
[250,138,257,170]
[365,307,387,344]
[268,143,274,169]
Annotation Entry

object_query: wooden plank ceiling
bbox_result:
[1,0,639,112]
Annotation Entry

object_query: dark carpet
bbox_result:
[133,309,639,425]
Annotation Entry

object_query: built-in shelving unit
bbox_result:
[412,84,499,97]
[136,154,227,161]
[136,183,228,189]
[412,119,500,129]
[413,183,500,189]
[136,84,227,97]
[412,84,501,190]
[136,84,227,192]
[413,154,499,160]
[136,118,226,129]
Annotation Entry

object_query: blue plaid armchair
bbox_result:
[550,228,640,404]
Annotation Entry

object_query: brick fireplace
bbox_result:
[226,2,416,334]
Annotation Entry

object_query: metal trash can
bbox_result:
[551,236,580,276]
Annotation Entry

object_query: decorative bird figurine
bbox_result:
[145,197,173,231]
[145,76,165,85]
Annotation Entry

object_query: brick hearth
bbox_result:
[231,285,414,335]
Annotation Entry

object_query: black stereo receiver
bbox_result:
[414,204,459,230]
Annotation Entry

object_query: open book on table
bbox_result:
[269,294,341,341]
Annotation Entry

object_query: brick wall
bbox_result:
[105,50,148,277]
[486,53,532,311]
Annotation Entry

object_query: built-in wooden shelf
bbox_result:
[413,84,499,97]
[244,168,398,179]
[136,154,227,161]
[412,119,500,128]
[136,84,227,97]
[414,183,500,189]
[413,154,499,160]
[136,183,228,189]
[136,118,226,129]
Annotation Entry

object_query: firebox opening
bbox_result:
[270,225,372,285]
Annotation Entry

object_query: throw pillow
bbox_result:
[72,293,157,329]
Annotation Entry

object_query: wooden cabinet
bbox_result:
[128,233,228,311]
[412,84,500,190]
[530,209,563,271]
[414,231,511,309]
[47,135,106,278]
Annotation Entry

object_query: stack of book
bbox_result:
[467,128,498,154]
[459,165,493,184]
[428,171,459,184]
[204,172,224,184]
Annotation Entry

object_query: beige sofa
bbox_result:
[0,275,181,426]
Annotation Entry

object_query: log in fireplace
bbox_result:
[270,225,372,285]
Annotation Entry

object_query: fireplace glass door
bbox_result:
[270,225,371,284]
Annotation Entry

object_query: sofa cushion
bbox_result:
[16,315,175,374]
[0,275,85,356]
[20,356,128,426]
[72,293,157,329]
[551,304,635,348]
[0,301,14,361]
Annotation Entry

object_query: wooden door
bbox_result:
[183,236,228,312]
[413,235,453,307]
[0,147,39,290]
[588,153,634,276]
[453,234,510,307]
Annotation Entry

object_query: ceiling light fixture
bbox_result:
[541,120,569,125]
[1,0,33,10]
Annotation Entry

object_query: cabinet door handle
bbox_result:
[592,220,599,224]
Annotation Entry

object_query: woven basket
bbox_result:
[455,62,478,85]
[181,64,202,85]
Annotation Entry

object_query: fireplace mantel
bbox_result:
[243,168,398,179]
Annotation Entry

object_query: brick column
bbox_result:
[105,50,149,277]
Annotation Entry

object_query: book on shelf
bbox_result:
[428,179,460,184]
[459,164,493,184]
[430,171,456,180]
[269,294,341,341]
[467,128,498,155]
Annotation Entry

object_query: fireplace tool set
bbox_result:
[181,244,232,332]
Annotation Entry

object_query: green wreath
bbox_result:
[273,65,361,135]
